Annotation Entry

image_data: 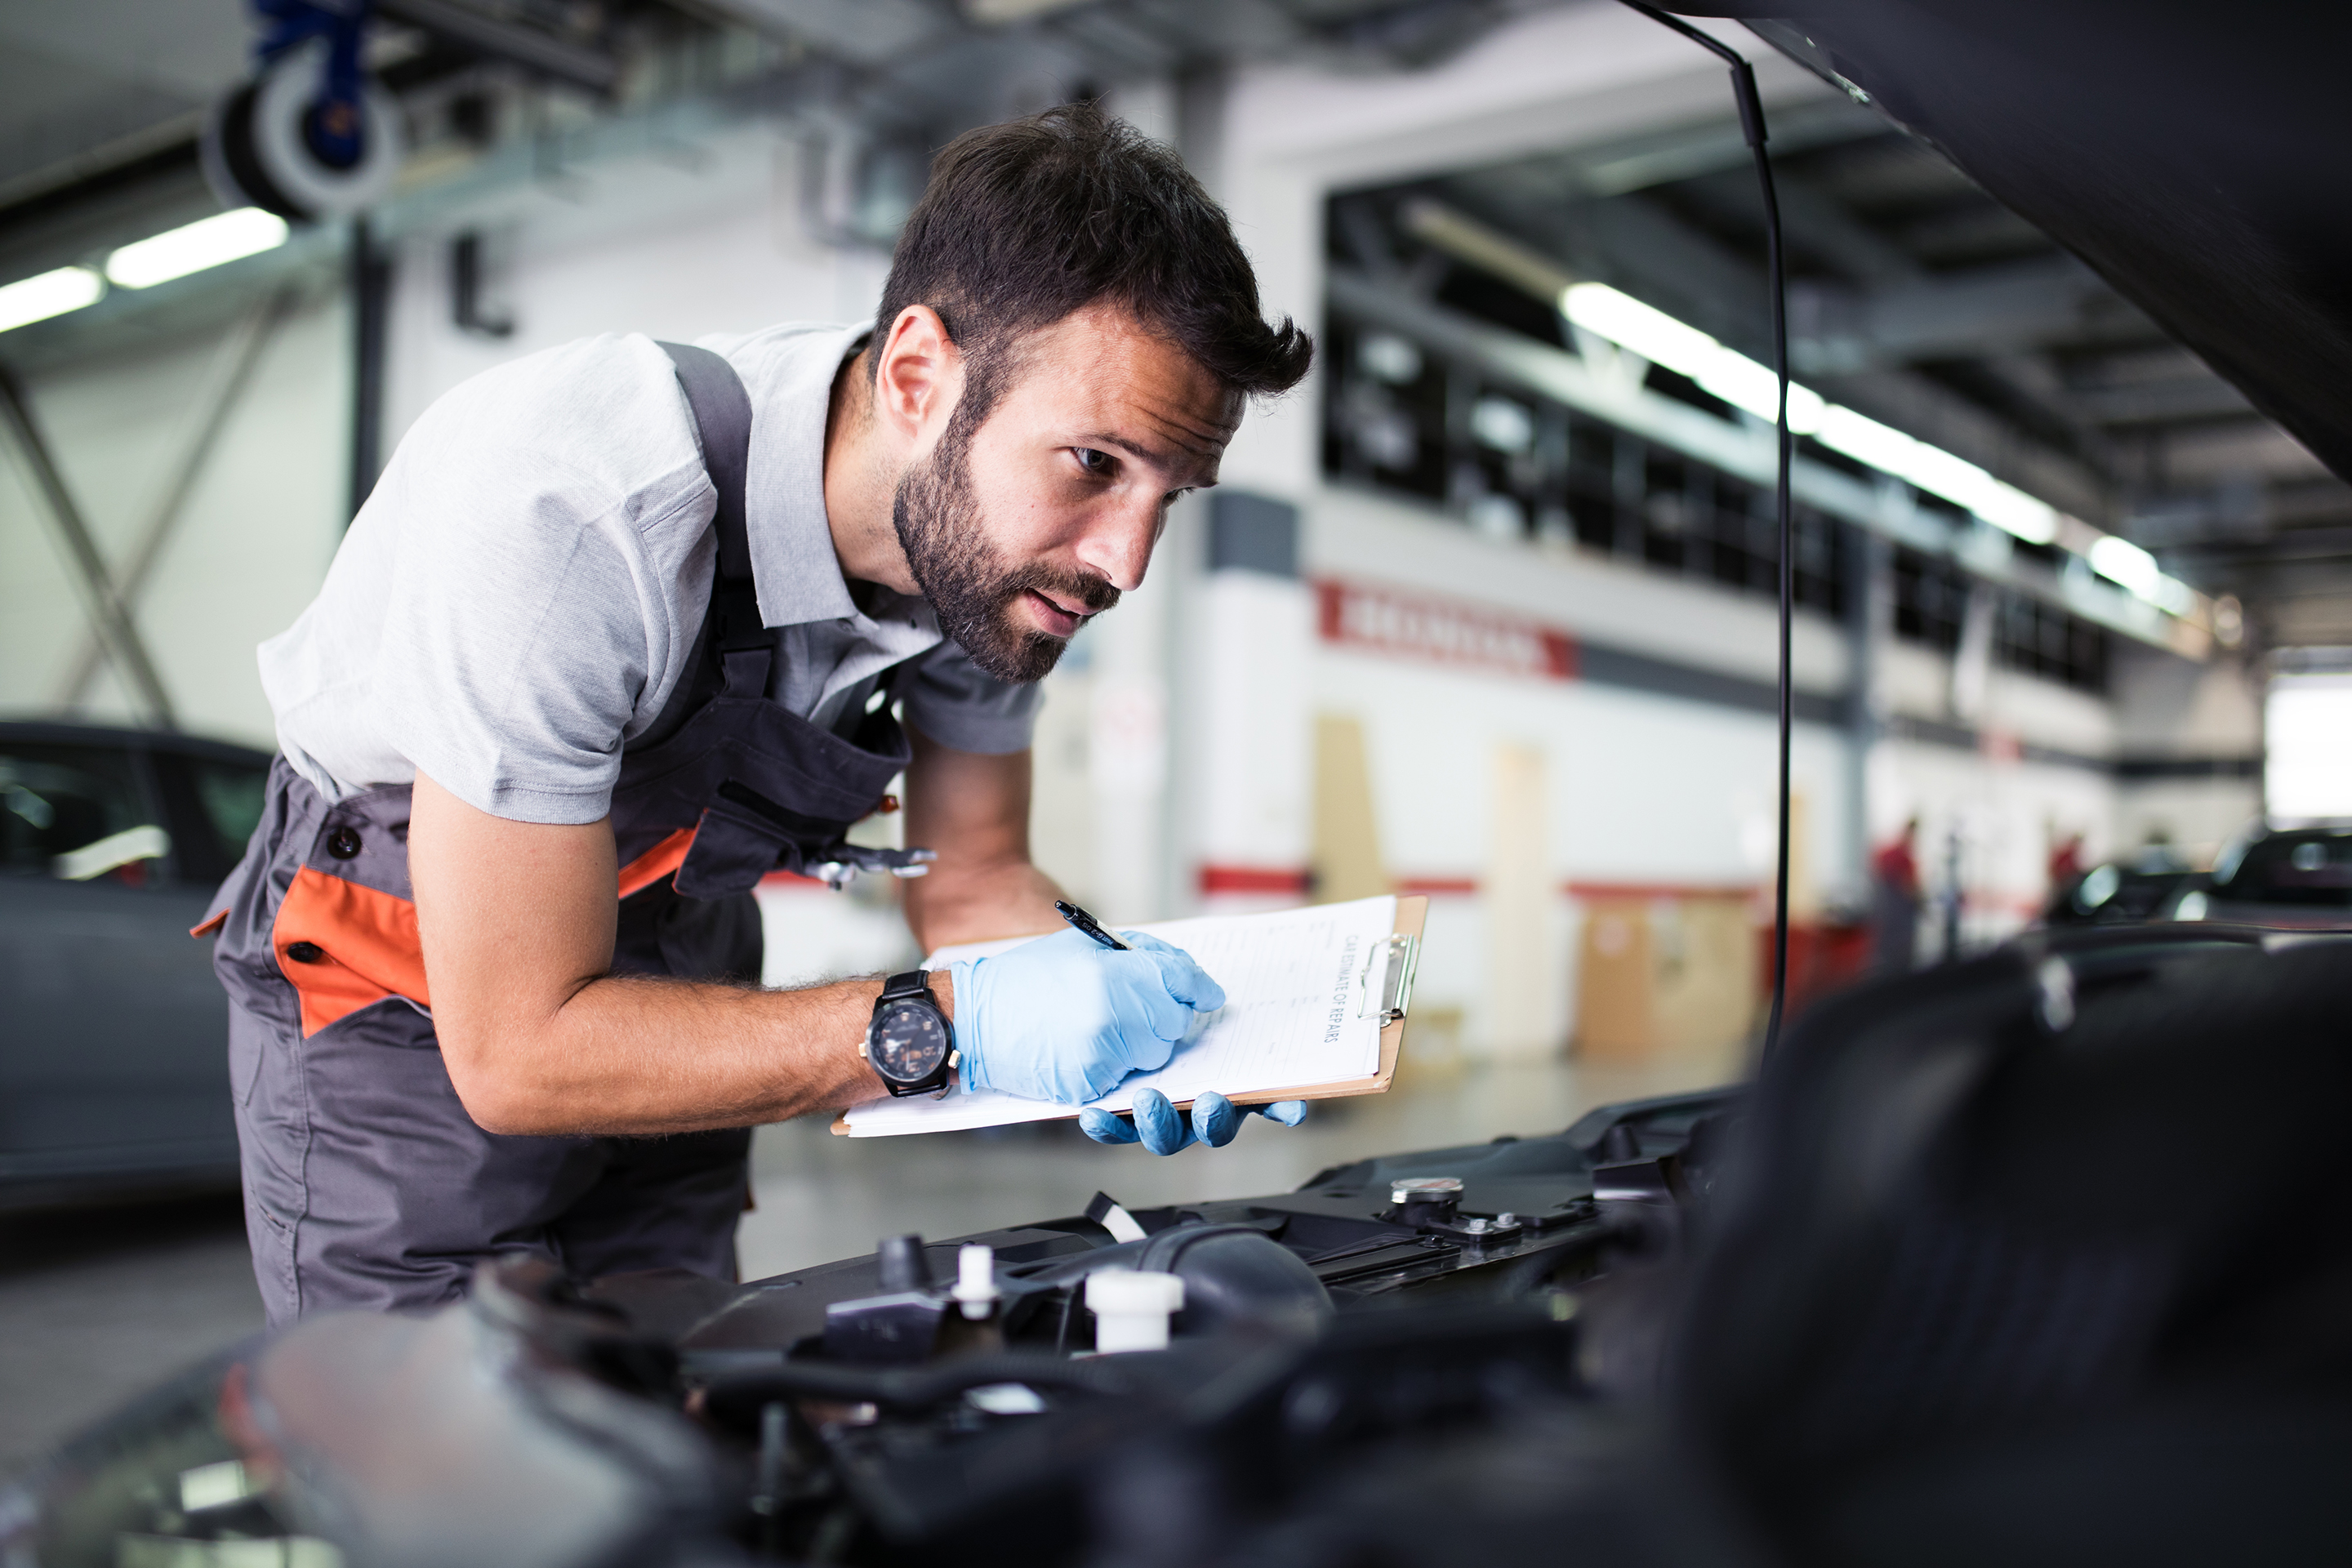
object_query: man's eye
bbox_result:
[1072,448,1113,475]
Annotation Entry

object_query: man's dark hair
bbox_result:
[873,101,1312,417]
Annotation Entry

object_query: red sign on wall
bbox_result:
[1314,577,1577,682]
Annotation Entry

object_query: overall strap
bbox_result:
[657,342,768,693]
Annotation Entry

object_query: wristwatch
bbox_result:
[862,969,957,1098]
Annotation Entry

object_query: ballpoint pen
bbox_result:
[1054,898,1130,951]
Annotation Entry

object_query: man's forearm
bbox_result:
[411,772,954,1138]
[446,969,951,1137]
[898,728,1064,951]
[903,857,1065,953]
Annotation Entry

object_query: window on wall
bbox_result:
[1891,546,2109,694]
[1323,311,1847,618]
[1323,310,2114,694]
[2265,670,2352,821]
[1891,547,1969,655]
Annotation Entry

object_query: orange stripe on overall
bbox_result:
[254,823,702,1037]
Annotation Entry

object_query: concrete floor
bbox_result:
[0,1046,1741,1476]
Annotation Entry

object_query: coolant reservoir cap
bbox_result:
[1086,1268,1186,1314]
[1392,1176,1464,1205]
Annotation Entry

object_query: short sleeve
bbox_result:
[363,344,710,823]
[898,639,1045,755]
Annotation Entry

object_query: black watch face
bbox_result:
[872,1000,949,1085]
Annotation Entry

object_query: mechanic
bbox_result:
[195,104,1315,1323]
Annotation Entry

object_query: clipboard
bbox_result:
[1212,892,1425,1111]
[828,895,1427,1134]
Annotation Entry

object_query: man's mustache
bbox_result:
[1014,566,1120,619]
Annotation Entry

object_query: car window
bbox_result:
[2216,831,2352,906]
[0,746,171,885]
[189,759,269,858]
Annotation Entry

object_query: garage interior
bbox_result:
[3,0,2349,1519]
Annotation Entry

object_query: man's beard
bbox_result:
[893,421,1120,684]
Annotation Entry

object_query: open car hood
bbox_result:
[1705,1,2352,485]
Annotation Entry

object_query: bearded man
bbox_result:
[197,103,1313,1322]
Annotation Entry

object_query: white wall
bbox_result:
[0,289,348,746]
[2115,778,2260,862]
[1314,640,1855,1051]
[2111,643,2259,757]
[382,125,891,448]
[1309,487,1851,696]
[0,119,890,750]
[2109,644,2262,859]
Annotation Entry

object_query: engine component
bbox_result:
[232,1258,726,1568]
[952,1243,1000,1320]
[875,1232,933,1292]
[822,1289,948,1365]
[1389,1175,1463,1223]
[1085,1269,1184,1352]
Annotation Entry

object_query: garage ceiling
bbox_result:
[1347,100,2352,648]
[1,0,2344,648]
[0,2,247,196]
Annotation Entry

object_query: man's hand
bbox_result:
[951,929,1224,1104]
[410,773,901,1136]
[899,724,1062,951]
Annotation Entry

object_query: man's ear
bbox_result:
[873,305,964,447]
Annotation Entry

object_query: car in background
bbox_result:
[2176,823,2352,929]
[2044,844,2207,927]
[0,720,271,1206]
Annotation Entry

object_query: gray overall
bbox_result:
[202,345,922,1323]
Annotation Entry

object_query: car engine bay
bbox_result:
[11,924,2352,1568]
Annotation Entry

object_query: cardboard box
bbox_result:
[1575,890,1758,1062]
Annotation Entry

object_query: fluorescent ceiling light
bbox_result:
[1562,283,1716,377]
[0,266,105,333]
[2088,533,2160,598]
[105,208,288,290]
[2085,532,2198,613]
[1694,351,1827,431]
[1968,483,2061,546]
[964,0,1090,20]
[1558,281,2207,613]
[1564,281,2063,548]
[1564,282,1829,434]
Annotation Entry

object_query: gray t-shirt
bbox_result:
[259,322,1040,826]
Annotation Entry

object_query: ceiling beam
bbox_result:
[375,0,621,91]
[1795,256,2156,374]
[2069,375,2259,428]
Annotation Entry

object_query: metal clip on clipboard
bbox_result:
[1356,933,1421,1026]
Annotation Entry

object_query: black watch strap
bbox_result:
[880,969,933,1000]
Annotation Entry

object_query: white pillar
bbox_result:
[1089,538,1175,924]
[1173,493,1314,915]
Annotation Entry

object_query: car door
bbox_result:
[0,736,237,1189]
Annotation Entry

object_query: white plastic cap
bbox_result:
[954,1243,999,1318]
[1086,1268,1185,1353]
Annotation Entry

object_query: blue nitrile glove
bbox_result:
[1080,1089,1311,1155]
[952,929,1226,1106]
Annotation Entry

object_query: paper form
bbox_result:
[840,895,1399,1138]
